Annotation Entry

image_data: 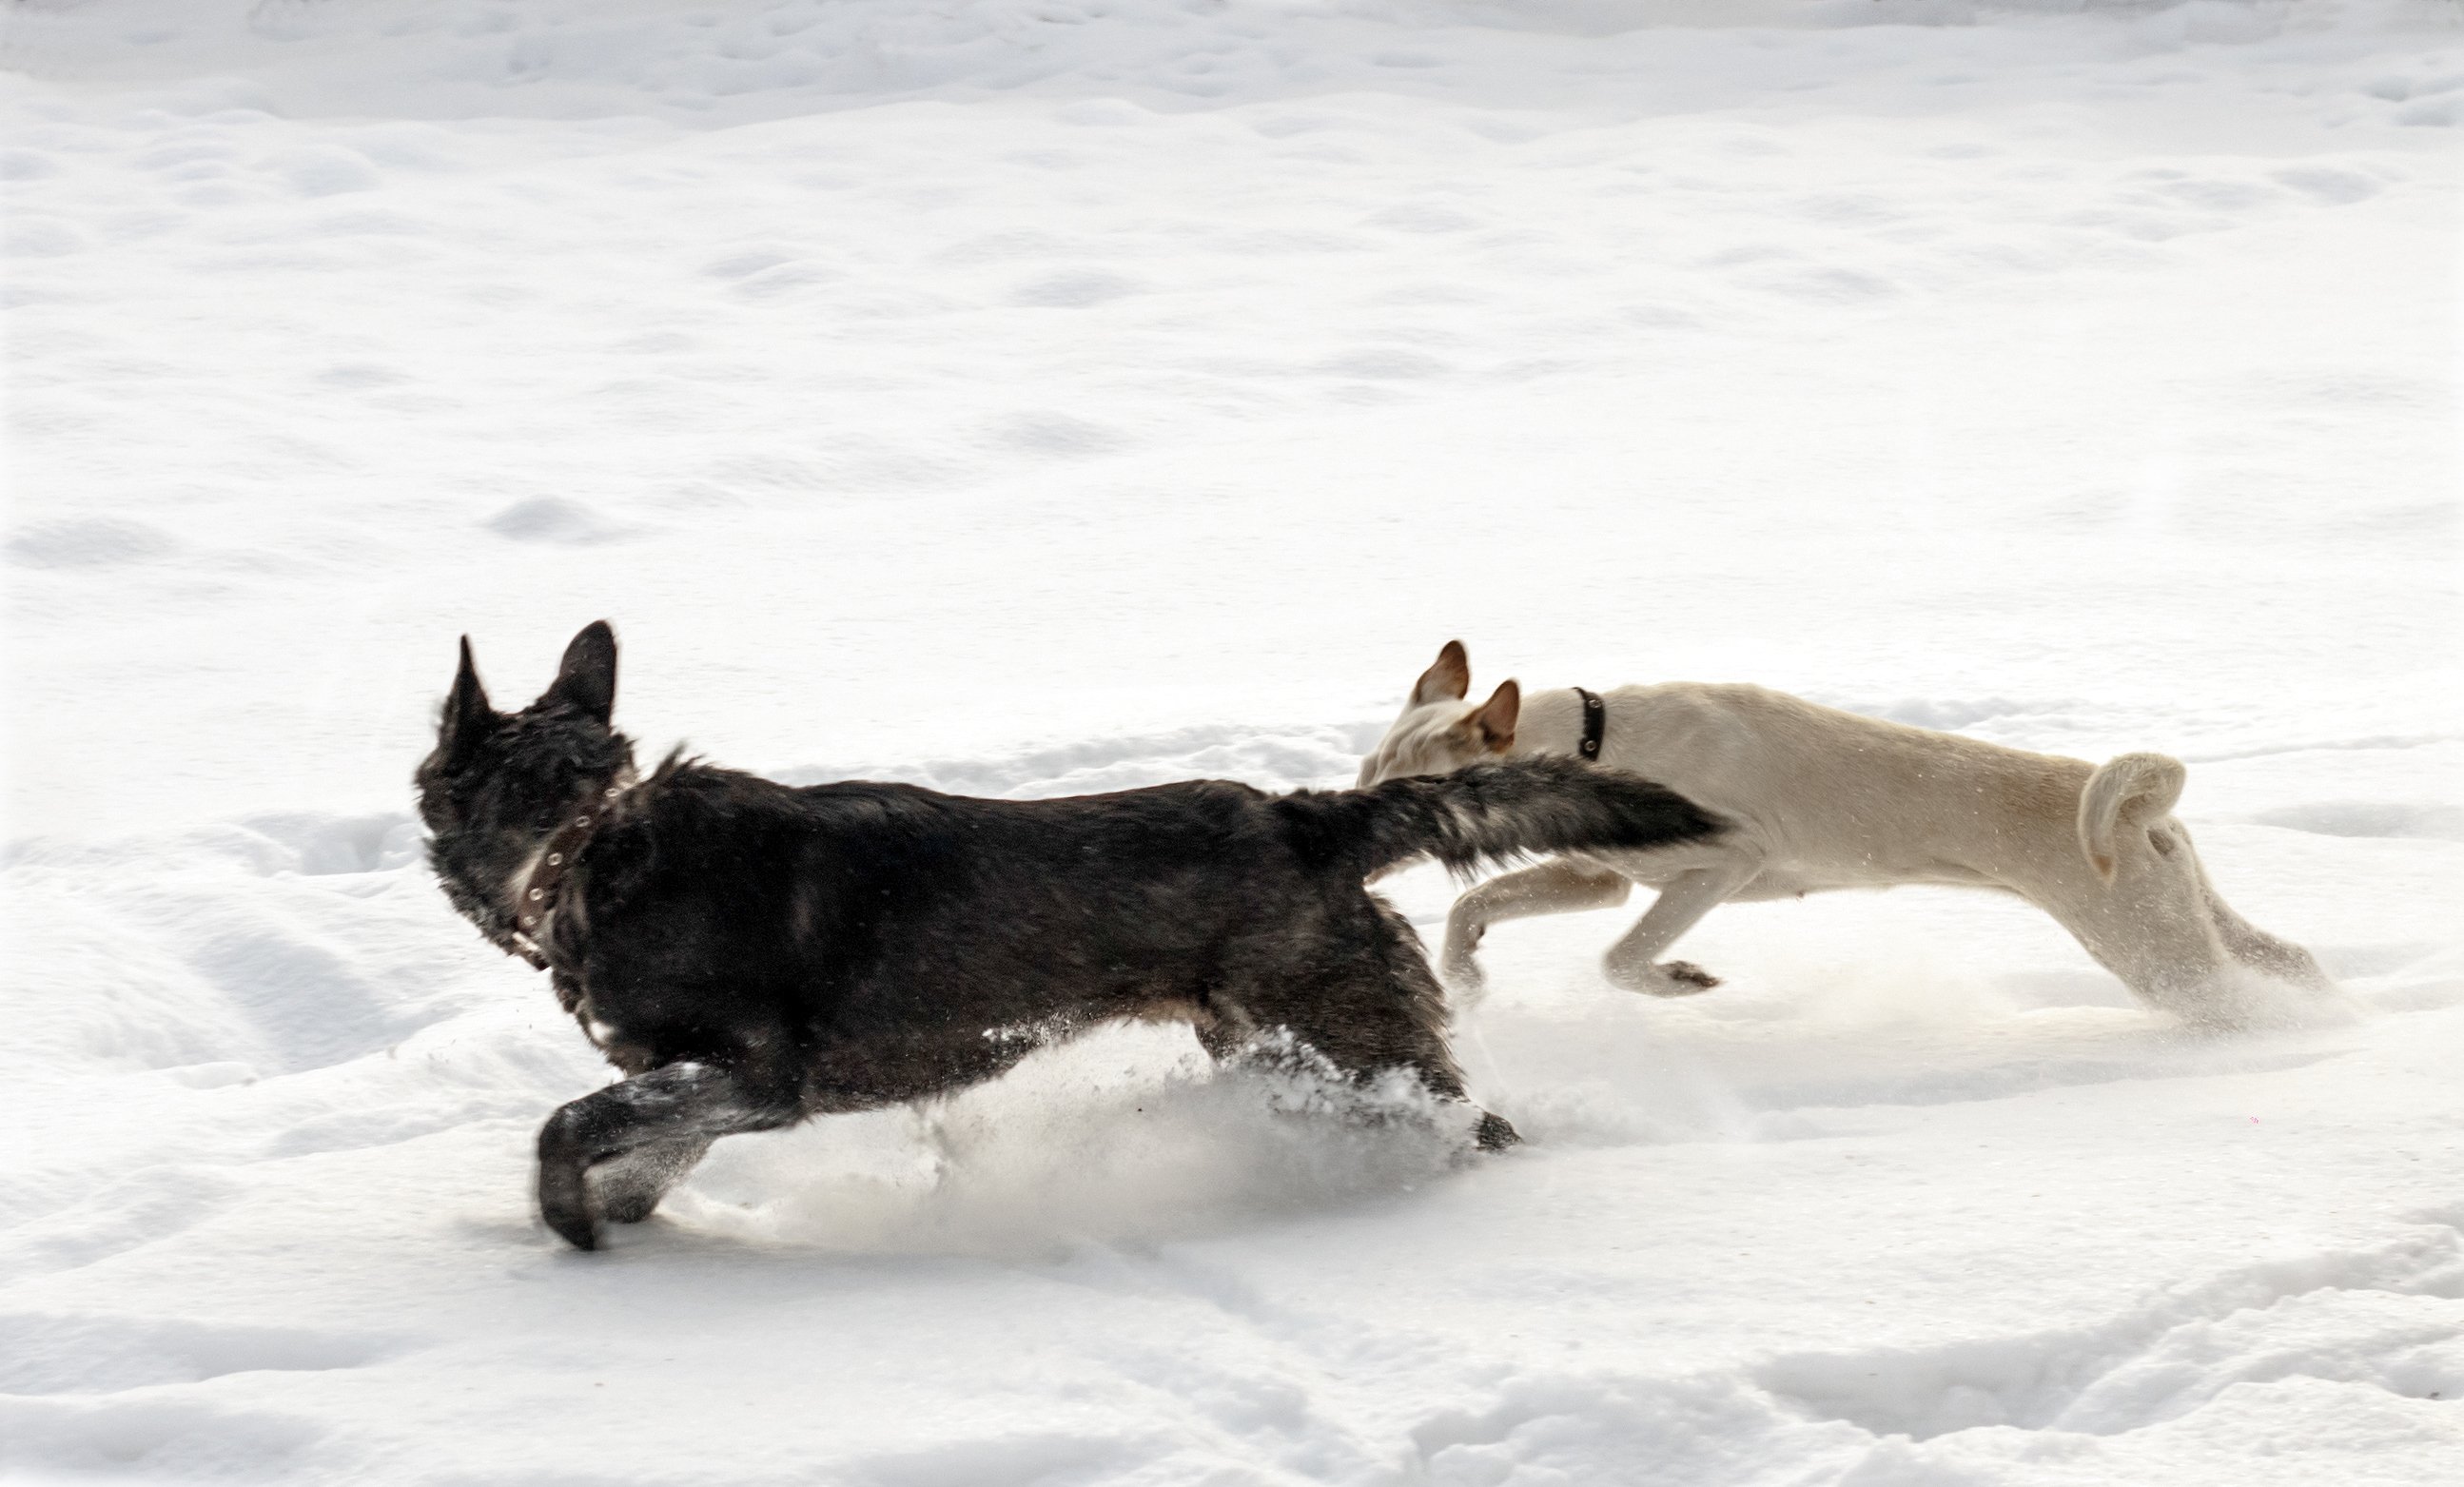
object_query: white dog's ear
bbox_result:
[1470,679,1518,753]
[2077,753,2187,881]
[1413,639,1471,705]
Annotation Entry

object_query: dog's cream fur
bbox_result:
[1358,642,2335,1025]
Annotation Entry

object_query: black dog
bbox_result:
[417,623,1724,1249]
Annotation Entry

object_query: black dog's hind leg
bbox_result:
[537,1062,799,1250]
[1235,902,1520,1152]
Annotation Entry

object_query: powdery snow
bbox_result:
[4,0,2461,1482]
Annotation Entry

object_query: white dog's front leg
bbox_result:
[1601,862,1756,996]
[1441,862,1631,1004]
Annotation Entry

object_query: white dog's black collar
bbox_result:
[1573,688,1605,761]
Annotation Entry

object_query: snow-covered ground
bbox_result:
[5,0,2462,1481]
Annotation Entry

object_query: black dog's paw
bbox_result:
[589,1161,663,1225]
[600,1191,660,1225]
[536,1134,602,1251]
[539,1195,601,1250]
[538,1170,601,1250]
[1473,1110,1521,1152]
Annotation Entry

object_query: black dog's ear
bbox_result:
[440,636,496,765]
[539,620,617,724]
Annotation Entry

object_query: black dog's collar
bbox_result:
[507,776,627,969]
[1572,687,1605,762]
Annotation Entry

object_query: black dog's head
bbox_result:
[417,621,635,944]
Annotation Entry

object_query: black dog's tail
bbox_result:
[1278,756,1724,880]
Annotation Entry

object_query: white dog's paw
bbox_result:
[1438,956,1490,1006]
[1438,919,1489,996]
[1439,949,1489,1000]
[1605,958,1722,997]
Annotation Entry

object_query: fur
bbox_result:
[417,624,1726,1248]
[1358,641,2335,1024]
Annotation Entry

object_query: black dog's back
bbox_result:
[418,624,1724,1248]
[570,757,1720,1087]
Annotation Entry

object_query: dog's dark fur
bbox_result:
[417,624,1726,1249]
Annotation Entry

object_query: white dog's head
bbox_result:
[1356,640,1520,786]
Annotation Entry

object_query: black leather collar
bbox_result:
[1573,687,1605,762]
[506,776,626,969]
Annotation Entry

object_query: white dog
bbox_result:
[1358,642,2334,1025]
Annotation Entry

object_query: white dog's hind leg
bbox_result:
[1601,859,1758,996]
[1440,862,1631,1003]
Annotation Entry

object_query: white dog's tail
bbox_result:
[2078,752,2188,882]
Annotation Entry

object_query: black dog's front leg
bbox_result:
[536,1062,799,1250]
[589,1137,714,1225]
